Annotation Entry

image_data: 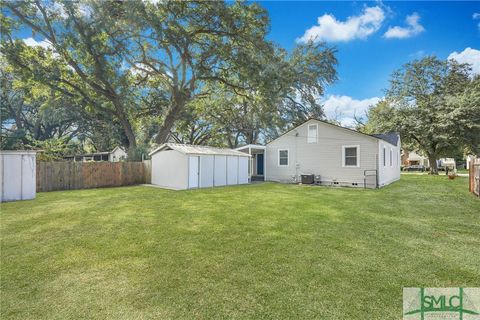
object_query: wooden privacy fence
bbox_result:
[469,159,480,197]
[37,161,151,192]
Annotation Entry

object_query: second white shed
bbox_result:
[149,143,250,190]
[1,150,37,202]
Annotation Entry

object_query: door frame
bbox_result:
[256,153,264,176]
[188,156,200,189]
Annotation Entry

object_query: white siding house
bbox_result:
[63,146,127,162]
[263,119,400,188]
[149,143,250,190]
[108,146,128,162]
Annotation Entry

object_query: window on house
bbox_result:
[278,149,289,166]
[307,124,318,143]
[390,148,393,167]
[383,147,386,167]
[343,146,359,167]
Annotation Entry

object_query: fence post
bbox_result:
[469,160,473,193]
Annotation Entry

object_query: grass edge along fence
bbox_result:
[36,161,151,192]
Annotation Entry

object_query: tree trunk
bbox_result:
[428,154,438,175]
[155,101,185,144]
[111,99,137,152]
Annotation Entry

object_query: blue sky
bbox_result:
[260,1,480,125]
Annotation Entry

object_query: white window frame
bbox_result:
[307,124,318,144]
[383,146,386,167]
[390,148,393,167]
[278,149,289,167]
[342,145,360,168]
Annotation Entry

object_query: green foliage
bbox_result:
[0,56,90,150]
[357,100,395,134]
[31,137,81,161]
[3,1,338,153]
[363,56,479,174]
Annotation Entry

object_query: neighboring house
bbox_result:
[438,158,456,170]
[149,143,250,190]
[64,146,127,162]
[238,119,401,188]
[402,150,430,167]
[401,150,457,170]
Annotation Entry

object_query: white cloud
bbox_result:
[323,95,381,127]
[474,13,480,30]
[297,6,385,43]
[409,50,426,59]
[23,37,52,50]
[384,13,424,39]
[129,63,154,76]
[448,47,480,75]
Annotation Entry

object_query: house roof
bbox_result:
[64,152,110,158]
[149,143,251,157]
[235,144,266,151]
[111,146,126,153]
[64,146,125,158]
[267,118,400,147]
[371,133,400,146]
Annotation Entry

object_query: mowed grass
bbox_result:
[1,175,479,319]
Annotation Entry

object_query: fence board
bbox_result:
[469,159,480,197]
[143,160,152,184]
[36,161,151,192]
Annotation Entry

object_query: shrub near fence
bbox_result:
[36,161,151,192]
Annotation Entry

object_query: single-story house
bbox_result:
[149,143,250,190]
[238,119,401,188]
[401,150,457,170]
[64,146,127,162]
[401,150,430,167]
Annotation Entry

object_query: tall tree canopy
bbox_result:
[2,0,139,152]
[2,0,338,155]
[362,56,479,174]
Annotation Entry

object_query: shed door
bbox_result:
[227,156,238,185]
[238,157,248,184]
[213,156,227,186]
[199,155,214,188]
[188,156,200,188]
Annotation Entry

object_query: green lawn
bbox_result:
[1,175,479,319]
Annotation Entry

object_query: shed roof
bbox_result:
[0,150,38,155]
[149,143,251,157]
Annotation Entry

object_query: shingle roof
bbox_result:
[372,133,400,146]
[149,143,250,157]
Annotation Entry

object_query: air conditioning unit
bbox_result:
[301,174,314,184]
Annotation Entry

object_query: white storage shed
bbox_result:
[0,150,37,202]
[149,144,250,190]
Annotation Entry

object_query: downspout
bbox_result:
[295,130,299,183]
